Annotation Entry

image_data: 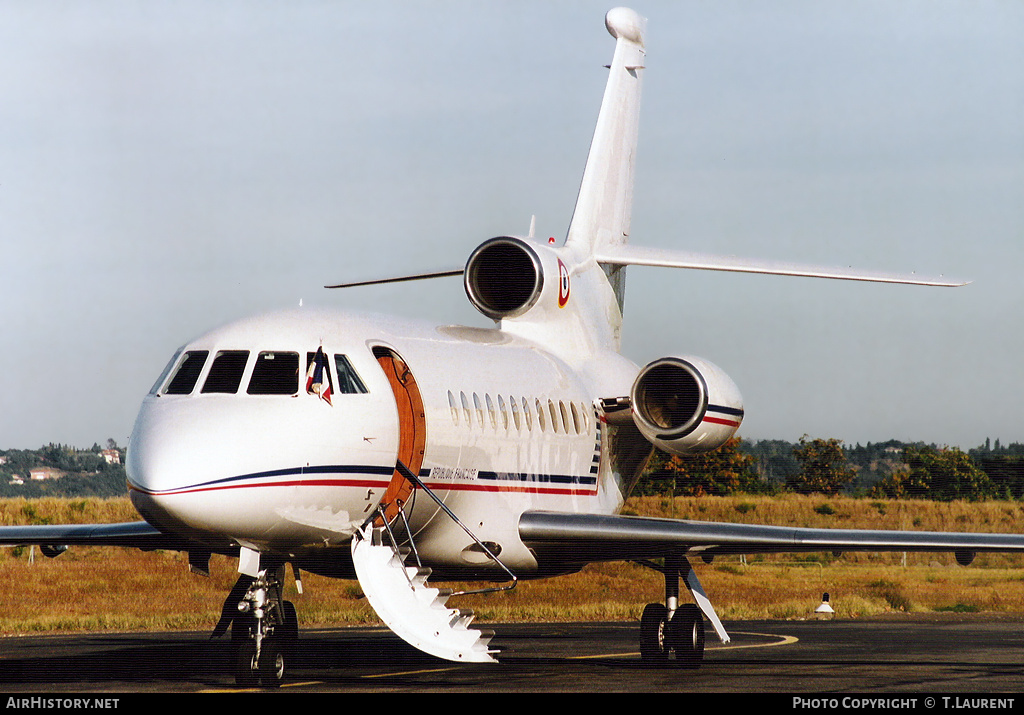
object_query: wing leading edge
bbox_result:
[519,511,1024,567]
[0,521,190,551]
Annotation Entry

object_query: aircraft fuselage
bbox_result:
[126,307,641,577]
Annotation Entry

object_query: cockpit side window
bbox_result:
[149,347,184,395]
[202,350,250,393]
[334,354,368,394]
[247,352,299,395]
[163,351,209,395]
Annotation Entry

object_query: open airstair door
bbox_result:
[372,347,426,524]
[356,347,498,663]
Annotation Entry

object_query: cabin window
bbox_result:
[448,391,459,425]
[522,397,532,430]
[560,401,572,434]
[485,394,497,429]
[536,399,547,432]
[333,354,368,394]
[510,396,521,430]
[549,400,561,434]
[570,402,581,435]
[461,392,471,426]
[202,351,250,393]
[163,351,209,395]
[473,393,484,428]
[497,395,508,430]
[247,351,299,395]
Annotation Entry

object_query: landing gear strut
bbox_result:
[228,564,298,687]
[638,554,720,668]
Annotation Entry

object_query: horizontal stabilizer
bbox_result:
[596,245,968,287]
[325,267,464,289]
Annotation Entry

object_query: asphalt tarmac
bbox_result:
[0,615,1021,695]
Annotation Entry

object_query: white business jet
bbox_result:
[4,7,1018,687]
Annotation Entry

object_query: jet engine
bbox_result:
[630,356,744,454]
[464,237,545,320]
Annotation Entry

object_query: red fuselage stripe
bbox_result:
[703,416,741,427]
[131,479,598,498]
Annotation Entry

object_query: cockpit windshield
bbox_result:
[202,351,249,393]
[163,351,209,395]
[154,347,368,397]
[247,352,300,395]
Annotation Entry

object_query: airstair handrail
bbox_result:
[362,460,518,596]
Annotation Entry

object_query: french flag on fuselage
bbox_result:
[306,346,333,406]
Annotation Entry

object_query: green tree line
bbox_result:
[5,436,1024,502]
[0,442,127,498]
[638,436,1024,501]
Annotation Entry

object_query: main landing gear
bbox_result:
[638,554,726,668]
[217,565,298,687]
[640,602,704,667]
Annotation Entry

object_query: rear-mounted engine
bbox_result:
[464,237,544,320]
[630,356,744,454]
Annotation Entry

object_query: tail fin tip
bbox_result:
[605,7,646,46]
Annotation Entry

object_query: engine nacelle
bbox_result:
[630,355,744,455]
[464,236,546,320]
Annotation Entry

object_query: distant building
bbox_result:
[29,468,64,481]
[100,449,121,465]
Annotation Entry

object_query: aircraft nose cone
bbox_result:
[125,396,196,532]
[126,397,191,494]
[126,394,263,539]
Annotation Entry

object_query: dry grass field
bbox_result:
[1,495,1023,634]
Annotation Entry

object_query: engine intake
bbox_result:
[631,356,744,454]
[464,237,544,320]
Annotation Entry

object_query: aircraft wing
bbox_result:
[0,521,190,551]
[519,511,1024,567]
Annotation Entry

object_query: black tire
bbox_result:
[258,636,286,687]
[669,603,705,669]
[639,603,669,664]
[282,600,299,642]
[234,641,258,687]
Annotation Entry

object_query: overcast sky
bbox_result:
[2,1,1022,451]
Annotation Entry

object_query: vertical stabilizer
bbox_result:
[565,8,646,259]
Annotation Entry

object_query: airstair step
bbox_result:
[351,525,497,664]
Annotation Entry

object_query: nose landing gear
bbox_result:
[221,565,298,687]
